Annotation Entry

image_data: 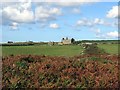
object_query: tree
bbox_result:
[71,38,75,43]
[8,41,13,43]
[62,38,64,40]
[83,44,107,55]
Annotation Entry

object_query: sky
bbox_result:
[0,0,120,42]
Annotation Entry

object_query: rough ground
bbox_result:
[2,54,119,88]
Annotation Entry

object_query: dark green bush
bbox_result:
[20,56,34,63]
[15,61,28,69]
[9,54,14,57]
[83,44,107,54]
[45,64,51,69]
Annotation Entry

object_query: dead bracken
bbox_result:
[2,54,119,88]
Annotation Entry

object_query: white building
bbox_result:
[61,37,72,45]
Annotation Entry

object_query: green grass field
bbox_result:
[2,45,83,56]
[2,44,119,56]
[98,44,119,54]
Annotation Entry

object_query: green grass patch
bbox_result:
[2,44,119,56]
[98,44,119,54]
[2,45,83,56]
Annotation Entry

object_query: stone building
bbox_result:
[48,41,55,46]
[61,37,72,45]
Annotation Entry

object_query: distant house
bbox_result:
[48,41,55,46]
[58,42,63,45]
[81,43,93,45]
[61,37,72,45]
[48,37,73,46]
[28,41,33,43]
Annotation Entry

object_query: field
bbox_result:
[98,44,119,54]
[2,44,119,56]
[2,43,119,88]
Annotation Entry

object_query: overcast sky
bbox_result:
[0,0,120,42]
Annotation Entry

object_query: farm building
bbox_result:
[48,37,73,45]
[61,37,72,45]
[58,42,63,45]
[48,41,55,46]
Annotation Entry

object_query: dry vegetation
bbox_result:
[2,54,119,89]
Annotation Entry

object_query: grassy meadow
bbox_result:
[2,44,119,56]
[2,45,83,56]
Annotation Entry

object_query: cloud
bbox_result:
[1,1,118,32]
[1,1,63,30]
[112,20,119,28]
[45,0,100,7]
[94,18,111,26]
[2,0,34,24]
[2,0,118,3]
[76,18,112,28]
[76,18,93,27]
[94,18,104,25]
[49,23,59,29]
[106,31,119,38]
[54,2,81,7]
[2,7,34,23]
[72,8,80,14]
[96,31,120,39]
[96,34,106,39]
[49,7,62,15]
[106,6,118,18]
[91,28,119,39]
[92,28,101,34]
[10,22,19,30]
[35,6,61,22]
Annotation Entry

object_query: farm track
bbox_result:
[2,54,119,88]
